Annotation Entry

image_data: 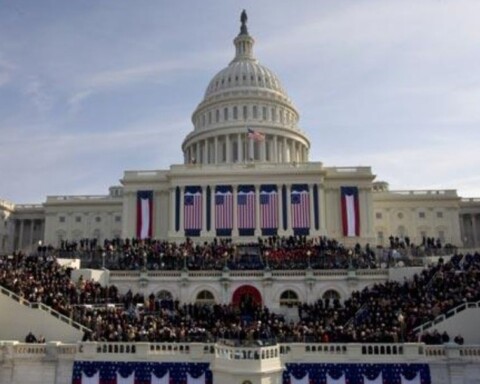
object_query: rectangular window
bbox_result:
[375,212,382,219]
[262,106,267,120]
[208,111,212,124]
[115,216,121,223]
[224,107,228,121]
[419,212,426,219]
[438,230,445,242]
[233,106,238,120]
[59,216,65,223]
[243,106,248,120]
[436,211,443,218]
[253,105,258,119]
[215,109,220,123]
[75,216,81,223]
[377,231,384,243]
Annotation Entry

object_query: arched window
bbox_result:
[196,290,215,304]
[280,290,299,307]
[157,290,172,300]
[252,105,258,119]
[224,107,229,121]
[322,289,340,301]
[233,106,238,120]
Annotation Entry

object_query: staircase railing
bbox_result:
[0,285,91,333]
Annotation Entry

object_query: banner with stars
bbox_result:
[72,361,212,384]
[284,363,430,384]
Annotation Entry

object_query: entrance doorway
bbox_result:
[231,285,262,316]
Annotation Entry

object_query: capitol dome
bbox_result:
[182,11,310,165]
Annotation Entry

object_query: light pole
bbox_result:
[142,251,147,272]
[223,251,229,272]
[264,250,270,271]
[183,251,188,271]
[307,250,312,270]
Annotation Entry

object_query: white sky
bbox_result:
[1,0,479,203]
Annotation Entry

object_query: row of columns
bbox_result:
[184,133,308,165]
[461,213,480,247]
[14,219,44,250]
[170,184,324,238]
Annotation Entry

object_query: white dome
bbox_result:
[181,12,310,166]
[204,60,287,100]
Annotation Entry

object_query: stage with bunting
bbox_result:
[72,361,430,384]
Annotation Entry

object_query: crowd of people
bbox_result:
[47,235,426,271]
[2,241,477,345]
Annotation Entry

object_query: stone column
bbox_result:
[170,188,176,234]
[318,185,327,235]
[309,184,315,234]
[195,142,200,164]
[283,137,288,162]
[286,184,292,233]
[29,220,34,248]
[203,139,208,164]
[18,220,24,249]
[260,138,266,161]
[274,135,278,163]
[225,134,231,163]
[179,186,185,233]
[214,136,218,164]
[237,133,243,162]
[202,186,207,236]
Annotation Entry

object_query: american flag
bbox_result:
[72,361,212,384]
[215,186,233,230]
[184,186,202,231]
[291,185,310,229]
[260,185,278,230]
[237,185,256,230]
[247,127,265,141]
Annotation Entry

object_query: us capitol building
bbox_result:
[1,12,480,384]
[0,12,479,255]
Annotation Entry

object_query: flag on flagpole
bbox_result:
[341,186,360,237]
[247,127,265,141]
[136,190,153,239]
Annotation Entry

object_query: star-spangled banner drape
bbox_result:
[341,186,360,237]
[184,186,202,236]
[260,184,278,236]
[136,191,153,239]
[237,184,256,236]
[283,363,430,384]
[291,184,310,234]
[215,185,233,236]
[72,361,211,384]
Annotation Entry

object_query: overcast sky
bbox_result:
[1,0,479,203]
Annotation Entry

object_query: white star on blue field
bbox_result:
[1,0,479,203]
